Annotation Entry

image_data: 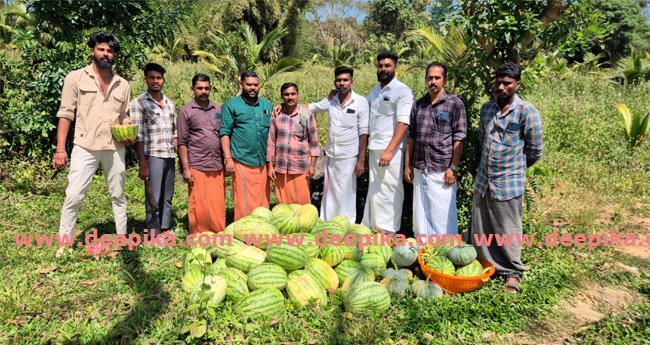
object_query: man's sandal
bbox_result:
[505,275,521,293]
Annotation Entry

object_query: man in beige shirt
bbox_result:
[52,32,131,256]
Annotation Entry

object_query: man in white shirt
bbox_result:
[308,66,369,222]
[362,51,414,233]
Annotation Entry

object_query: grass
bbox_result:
[1,70,649,344]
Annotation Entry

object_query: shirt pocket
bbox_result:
[145,110,160,125]
[378,98,393,114]
[500,121,521,147]
[435,111,452,134]
[341,110,357,128]
[111,93,126,113]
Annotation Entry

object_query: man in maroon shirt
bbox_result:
[177,74,225,233]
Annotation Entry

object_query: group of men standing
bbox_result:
[53,32,543,292]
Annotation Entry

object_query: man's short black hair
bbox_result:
[376,50,398,64]
[495,62,521,81]
[334,66,354,79]
[425,62,447,79]
[191,73,211,87]
[144,62,166,76]
[88,32,120,53]
[280,82,299,94]
[240,71,259,81]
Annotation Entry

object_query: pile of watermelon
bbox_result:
[421,242,486,277]
[180,203,447,321]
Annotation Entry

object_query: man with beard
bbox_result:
[220,71,274,220]
[130,63,177,236]
[405,62,467,236]
[267,83,320,204]
[362,51,414,233]
[177,74,226,233]
[53,32,131,257]
[467,63,544,293]
[307,66,369,222]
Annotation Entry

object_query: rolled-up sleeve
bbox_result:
[396,88,414,125]
[308,112,320,157]
[130,98,145,142]
[357,97,370,136]
[219,103,234,137]
[452,99,467,142]
[56,73,78,120]
[177,108,190,147]
[524,105,544,167]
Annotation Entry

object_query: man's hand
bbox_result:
[224,158,235,176]
[52,151,68,169]
[404,165,413,184]
[139,161,150,180]
[182,167,193,185]
[268,164,276,181]
[444,168,457,186]
[272,104,283,118]
[354,159,365,177]
[378,149,394,167]
[327,89,337,100]
[307,164,316,177]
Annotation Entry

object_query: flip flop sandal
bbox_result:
[505,275,521,293]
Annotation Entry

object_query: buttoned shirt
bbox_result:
[56,65,130,151]
[409,91,467,173]
[219,95,273,167]
[267,108,320,175]
[308,91,369,158]
[475,94,544,200]
[130,91,177,158]
[177,99,223,172]
[367,77,414,150]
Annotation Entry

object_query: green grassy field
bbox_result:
[1,67,648,344]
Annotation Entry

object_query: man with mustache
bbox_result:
[52,32,131,257]
[362,51,414,233]
[177,74,226,233]
[130,63,177,237]
[267,83,320,204]
[467,62,544,293]
[220,71,274,219]
[306,66,369,222]
[405,62,467,236]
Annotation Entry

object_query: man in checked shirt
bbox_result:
[468,62,544,293]
[267,83,320,204]
[405,62,467,237]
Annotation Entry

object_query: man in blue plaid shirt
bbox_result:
[468,62,543,293]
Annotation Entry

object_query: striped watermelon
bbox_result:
[286,272,327,307]
[287,269,308,280]
[289,204,302,213]
[272,204,295,218]
[266,242,308,271]
[310,221,345,237]
[334,260,362,283]
[247,263,288,291]
[300,233,319,258]
[330,215,350,232]
[223,221,236,235]
[347,223,372,236]
[365,244,393,264]
[340,267,376,295]
[216,267,249,302]
[360,253,387,276]
[271,213,300,234]
[344,281,391,315]
[233,217,278,249]
[209,237,245,258]
[297,204,319,231]
[319,245,344,267]
[341,245,363,261]
[225,245,266,273]
[305,258,339,292]
[251,206,272,222]
[235,287,286,320]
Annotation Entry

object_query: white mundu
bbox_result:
[309,91,369,222]
[412,169,458,236]
[362,77,414,232]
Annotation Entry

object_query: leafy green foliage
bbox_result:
[615,103,650,147]
[365,0,428,40]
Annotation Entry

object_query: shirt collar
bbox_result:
[240,94,260,106]
[497,94,522,117]
[144,91,168,103]
[381,77,400,91]
[189,98,215,111]
[83,64,120,85]
[426,90,448,106]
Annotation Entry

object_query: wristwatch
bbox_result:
[450,164,459,173]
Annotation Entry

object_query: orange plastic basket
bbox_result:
[417,248,496,294]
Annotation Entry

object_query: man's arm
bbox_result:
[379,123,408,167]
[176,108,193,184]
[53,118,72,169]
[524,105,544,167]
[52,72,79,169]
[130,98,149,180]
[404,137,414,183]
[308,98,330,114]
[219,103,236,174]
[306,112,320,177]
[266,117,277,181]
[444,99,467,185]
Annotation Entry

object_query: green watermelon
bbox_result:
[233,217,278,249]
[330,215,350,232]
[319,245,344,267]
[341,245,363,261]
[305,258,339,292]
[365,244,393,264]
[297,204,319,231]
[251,207,272,222]
[300,233,319,258]
[247,263,288,290]
[334,260,362,283]
[266,241,308,271]
[271,213,300,234]
[225,245,266,273]
[426,256,455,276]
[360,253,386,276]
[340,267,375,295]
[286,272,327,307]
[235,287,286,320]
[209,237,245,258]
[110,124,138,142]
[272,204,295,218]
[455,260,484,277]
[216,267,249,302]
[344,281,391,315]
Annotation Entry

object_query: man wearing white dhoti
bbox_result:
[405,62,467,236]
[308,66,369,223]
[362,51,414,232]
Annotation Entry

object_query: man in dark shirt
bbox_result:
[405,62,467,236]
[177,74,225,233]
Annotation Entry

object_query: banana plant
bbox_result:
[615,103,650,148]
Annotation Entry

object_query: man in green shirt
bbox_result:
[220,71,274,220]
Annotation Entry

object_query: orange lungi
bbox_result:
[275,173,311,205]
[233,160,270,220]
[188,168,226,234]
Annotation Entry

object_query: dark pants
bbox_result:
[146,156,175,233]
